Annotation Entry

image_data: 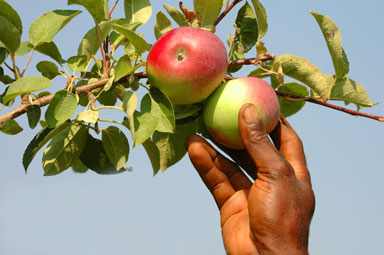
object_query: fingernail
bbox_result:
[243,104,261,124]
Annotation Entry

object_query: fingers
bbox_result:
[270,115,311,185]
[238,104,295,182]
[186,135,252,209]
[212,142,258,180]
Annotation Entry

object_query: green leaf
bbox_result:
[23,122,71,171]
[77,110,99,123]
[122,90,138,135]
[36,61,61,80]
[112,24,151,54]
[327,75,373,108]
[114,55,133,81]
[3,76,53,104]
[0,119,23,135]
[250,0,268,39]
[154,11,172,40]
[68,0,107,23]
[97,89,117,106]
[78,19,119,59]
[0,15,21,53]
[173,104,203,120]
[134,110,159,147]
[227,36,245,73]
[0,74,14,85]
[79,133,127,174]
[309,11,349,79]
[42,123,88,176]
[104,76,114,91]
[15,42,32,56]
[277,82,309,117]
[67,55,88,72]
[272,54,331,101]
[145,88,175,133]
[29,10,81,47]
[193,0,223,26]
[27,105,41,129]
[256,40,267,56]
[109,22,141,48]
[142,139,160,175]
[153,118,201,172]
[71,157,88,173]
[234,2,258,53]
[0,47,7,66]
[45,90,78,128]
[124,0,152,25]
[163,4,188,27]
[35,42,64,64]
[102,126,130,170]
[0,0,22,34]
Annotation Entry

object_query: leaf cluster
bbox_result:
[0,0,377,176]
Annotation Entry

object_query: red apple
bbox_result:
[146,27,228,105]
[203,77,280,149]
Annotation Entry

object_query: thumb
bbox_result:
[238,104,294,180]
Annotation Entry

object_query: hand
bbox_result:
[186,104,315,255]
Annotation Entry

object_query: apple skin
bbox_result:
[203,77,280,150]
[146,27,228,105]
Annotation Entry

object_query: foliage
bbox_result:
[0,0,377,176]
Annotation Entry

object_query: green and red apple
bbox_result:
[146,27,228,105]
[203,77,280,149]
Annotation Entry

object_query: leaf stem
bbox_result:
[10,54,20,79]
[92,105,123,112]
[4,61,15,73]
[98,118,123,125]
[20,49,35,77]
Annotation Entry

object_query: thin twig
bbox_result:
[95,22,107,75]
[213,0,243,27]
[4,62,15,73]
[276,91,384,122]
[108,0,119,19]
[228,54,275,66]
[10,54,20,79]
[20,49,35,77]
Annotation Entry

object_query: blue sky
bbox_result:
[1,0,383,254]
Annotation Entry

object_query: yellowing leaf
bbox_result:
[154,11,172,39]
[310,10,349,79]
[193,0,223,26]
[124,0,152,25]
[273,54,331,101]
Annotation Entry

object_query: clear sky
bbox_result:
[1,0,383,254]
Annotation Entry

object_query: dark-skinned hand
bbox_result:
[186,104,315,255]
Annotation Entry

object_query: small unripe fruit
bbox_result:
[203,77,280,149]
[146,27,228,105]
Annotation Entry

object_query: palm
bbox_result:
[220,190,260,255]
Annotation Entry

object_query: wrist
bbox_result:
[259,247,308,255]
